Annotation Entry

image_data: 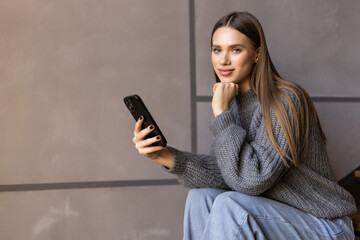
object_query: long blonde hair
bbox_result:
[212,12,326,167]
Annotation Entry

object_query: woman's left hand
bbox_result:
[212,82,239,117]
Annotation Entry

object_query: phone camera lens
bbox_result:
[125,99,136,112]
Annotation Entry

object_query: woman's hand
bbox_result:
[133,116,174,168]
[212,82,239,117]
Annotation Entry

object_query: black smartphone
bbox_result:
[123,94,167,147]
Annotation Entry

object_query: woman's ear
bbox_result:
[255,47,261,63]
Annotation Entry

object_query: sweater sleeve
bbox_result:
[209,92,298,195]
[163,146,230,189]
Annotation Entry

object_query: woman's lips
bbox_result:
[218,69,234,76]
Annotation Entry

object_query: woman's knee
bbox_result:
[187,188,226,200]
[212,191,237,207]
[215,191,265,206]
[211,191,254,214]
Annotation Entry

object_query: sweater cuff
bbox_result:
[162,146,187,174]
[209,111,236,136]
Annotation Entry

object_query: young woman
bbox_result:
[132,12,356,239]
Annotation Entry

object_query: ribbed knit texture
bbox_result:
[165,89,357,219]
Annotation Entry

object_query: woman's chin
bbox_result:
[219,78,236,84]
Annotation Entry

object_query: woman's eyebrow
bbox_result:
[230,44,245,47]
[211,43,246,48]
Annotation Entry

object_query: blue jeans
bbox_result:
[183,188,355,240]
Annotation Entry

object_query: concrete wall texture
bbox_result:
[0,0,359,239]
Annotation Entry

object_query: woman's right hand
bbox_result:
[133,116,174,168]
[212,82,239,117]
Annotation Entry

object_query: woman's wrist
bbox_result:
[213,107,228,117]
[153,148,175,168]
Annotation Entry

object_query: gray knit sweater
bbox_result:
[165,89,356,219]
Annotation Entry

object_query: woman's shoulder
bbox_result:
[278,82,311,109]
[279,87,302,107]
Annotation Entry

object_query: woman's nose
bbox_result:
[220,53,230,65]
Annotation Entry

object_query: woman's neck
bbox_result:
[237,78,250,94]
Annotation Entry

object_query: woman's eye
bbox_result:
[233,48,241,53]
[212,48,221,53]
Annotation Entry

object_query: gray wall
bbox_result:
[0,0,359,239]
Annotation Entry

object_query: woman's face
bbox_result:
[211,27,258,87]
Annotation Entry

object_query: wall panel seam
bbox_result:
[189,0,197,153]
[0,179,180,192]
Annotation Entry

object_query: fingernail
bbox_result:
[156,136,161,140]
[139,116,143,120]
[150,125,154,129]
